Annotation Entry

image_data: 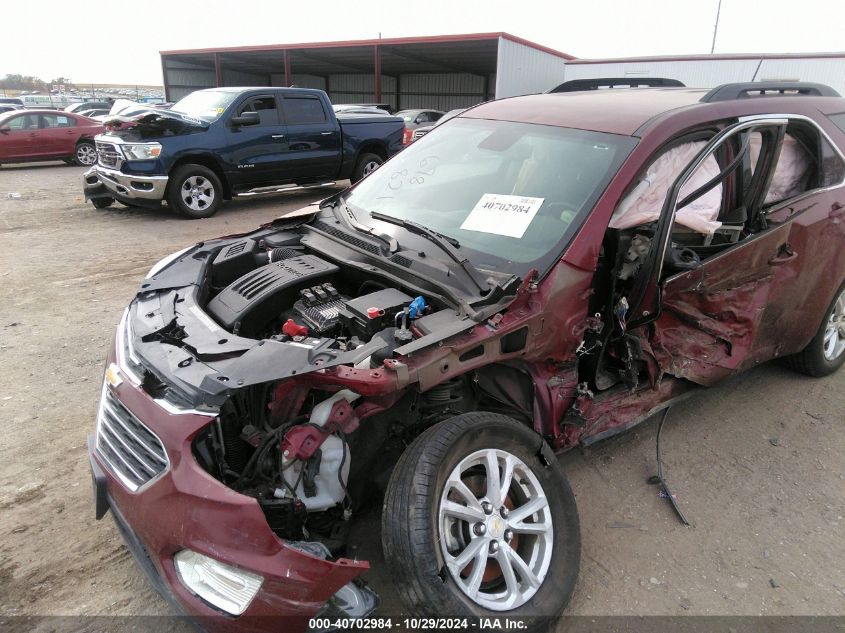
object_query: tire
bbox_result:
[91,197,114,209]
[166,164,223,219]
[350,152,383,183]
[785,281,845,377]
[382,413,580,631]
[73,141,97,166]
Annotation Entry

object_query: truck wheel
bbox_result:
[351,153,383,183]
[91,197,114,209]
[785,282,845,377]
[382,413,580,631]
[74,142,97,166]
[167,164,222,219]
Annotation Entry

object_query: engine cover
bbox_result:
[207,255,339,334]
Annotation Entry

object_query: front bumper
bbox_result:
[89,363,369,633]
[83,164,168,202]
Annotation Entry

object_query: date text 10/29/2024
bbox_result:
[307,618,529,630]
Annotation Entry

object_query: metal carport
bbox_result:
[160,33,573,109]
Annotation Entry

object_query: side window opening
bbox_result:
[283,97,327,125]
[237,97,280,126]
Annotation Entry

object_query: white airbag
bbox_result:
[610,141,723,234]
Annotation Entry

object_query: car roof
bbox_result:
[463,88,710,135]
[462,87,845,137]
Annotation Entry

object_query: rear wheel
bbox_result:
[786,282,845,376]
[382,413,580,631]
[74,142,97,166]
[351,152,383,183]
[167,164,222,219]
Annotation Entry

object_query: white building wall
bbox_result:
[495,37,569,98]
[756,58,845,93]
[563,57,845,92]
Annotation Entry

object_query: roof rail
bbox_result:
[548,77,685,93]
[701,81,841,102]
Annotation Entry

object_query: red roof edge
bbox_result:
[160,32,575,60]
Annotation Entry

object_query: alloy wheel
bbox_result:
[76,144,97,166]
[437,448,554,611]
[181,175,215,212]
[823,287,845,361]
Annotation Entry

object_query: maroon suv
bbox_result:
[89,81,845,631]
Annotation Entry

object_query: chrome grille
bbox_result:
[412,129,429,141]
[96,387,168,491]
[96,141,121,168]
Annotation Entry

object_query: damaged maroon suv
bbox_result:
[89,80,845,631]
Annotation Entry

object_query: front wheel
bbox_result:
[74,142,97,166]
[382,413,580,631]
[166,164,223,219]
[350,152,383,183]
[91,197,113,209]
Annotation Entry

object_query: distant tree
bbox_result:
[0,74,48,91]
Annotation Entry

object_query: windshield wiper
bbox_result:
[369,211,491,294]
[330,200,398,254]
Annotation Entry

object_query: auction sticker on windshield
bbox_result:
[460,193,544,238]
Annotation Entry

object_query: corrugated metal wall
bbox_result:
[396,73,489,110]
[163,60,215,101]
[221,69,269,87]
[495,37,568,98]
[564,57,845,92]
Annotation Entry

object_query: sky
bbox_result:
[1,0,844,86]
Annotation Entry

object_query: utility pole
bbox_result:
[710,0,723,54]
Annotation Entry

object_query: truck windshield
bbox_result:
[344,118,636,277]
[170,90,239,121]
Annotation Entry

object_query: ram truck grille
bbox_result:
[96,142,121,168]
[96,387,168,491]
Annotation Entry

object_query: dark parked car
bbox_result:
[395,108,444,144]
[0,109,103,166]
[65,100,113,113]
[83,87,405,217]
[90,81,845,631]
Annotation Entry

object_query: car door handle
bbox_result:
[768,243,798,265]
[320,131,333,136]
[271,134,285,139]
[830,202,845,219]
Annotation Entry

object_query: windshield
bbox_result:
[344,118,636,277]
[171,90,239,121]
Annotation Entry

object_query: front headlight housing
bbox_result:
[174,549,263,615]
[121,142,162,160]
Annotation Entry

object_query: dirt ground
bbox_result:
[0,163,843,624]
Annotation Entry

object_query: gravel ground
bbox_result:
[0,163,843,625]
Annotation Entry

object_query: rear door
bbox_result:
[223,94,288,189]
[279,94,341,181]
[38,113,78,156]
[744,115,845,360]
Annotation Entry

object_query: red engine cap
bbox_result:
[282,318,308,337]
[366,307,382,319]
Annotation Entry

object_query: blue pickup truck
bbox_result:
[82,87,404,218]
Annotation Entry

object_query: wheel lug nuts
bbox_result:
[504,529,513,542]
[473,523,486,536]
[500,506,509,518]
[489,541,500,554]
[481,501,493,515]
